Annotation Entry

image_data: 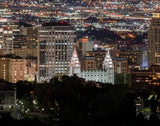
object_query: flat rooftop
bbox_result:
[42,21,72,26]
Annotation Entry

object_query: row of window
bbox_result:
[80,74,111,77]
[39,32,74,35]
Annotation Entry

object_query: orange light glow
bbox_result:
[82,38,88,42]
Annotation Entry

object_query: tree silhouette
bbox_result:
[33,75,137,123]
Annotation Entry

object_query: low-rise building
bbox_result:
[25,57,37,81]
[112,57,128,74]
[0,81,16,113]
[0,54,26,83]
[81,56,96,70]
[130,65,160,89]
[86,50,106,69]
[13,48,37,58]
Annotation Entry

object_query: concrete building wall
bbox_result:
[9,59,26,83]
[38,23,76,82]
[148,11,160,67]
[78,70,114,84]
[0,56,26,83]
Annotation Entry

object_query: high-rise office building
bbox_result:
[3,27,13,55]
[148,10,160,67]
[0,27,13,55]
[21,26,38,49]
[13,26,38,58]
[77,36,94,61]
[0,18,20,55]
[38,22,76,82]
[13,35,27,49]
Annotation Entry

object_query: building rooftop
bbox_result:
[132,65,160,73]
[19,21,32,27]
[0,81,14,91]
[112,57,127,61]
[0,54,24,59]
[83,56,95,60]
[42,21,72,27]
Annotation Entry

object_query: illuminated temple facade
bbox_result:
[70,46,114,84]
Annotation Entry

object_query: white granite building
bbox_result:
[70,46,114,84]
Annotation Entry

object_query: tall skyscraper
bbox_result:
[148,10,160,67]
[13,25,38,58]
[21,26,38,49]
[77,36,94,61]
[38,22,76,82]
[3,27,13,55]
[0,18,20,55]
[0,27,13,55]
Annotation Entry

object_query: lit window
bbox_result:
[136,80,140,82]
[0,100,4,104]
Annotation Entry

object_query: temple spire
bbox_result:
[70,44,81,68]
[70,44,81,76]
[103,48,114,70]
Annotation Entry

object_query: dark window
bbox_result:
[10,93,13,97]
[0,106,3,110]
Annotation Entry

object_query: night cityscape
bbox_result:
[0,0,160,125]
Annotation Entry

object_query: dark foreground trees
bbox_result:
[33,75,137,124]
[2,76,160,125]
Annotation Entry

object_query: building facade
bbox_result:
[25,57,37,81]
[0,82,16,113]
[22,27,38,49]
[13,48,37,58]
[38,22,76,82]
[0,27,14,55]
[77,36,94,61]
[0,54,26,83]
[81,56,96,70]
[12,26,38,58]
[3,27,13,55]
[112,57,128,74]
[70,46,114,84]
[86,50,106,69]
[130,65,160,89]
[0,18,20,55]
[0,18,20,35]
[148,10,160,67]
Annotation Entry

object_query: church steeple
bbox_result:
[103,49,114,71]
[70,44,81,75]
[71,44,81,67]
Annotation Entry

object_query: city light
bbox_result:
[0,0,160,125]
